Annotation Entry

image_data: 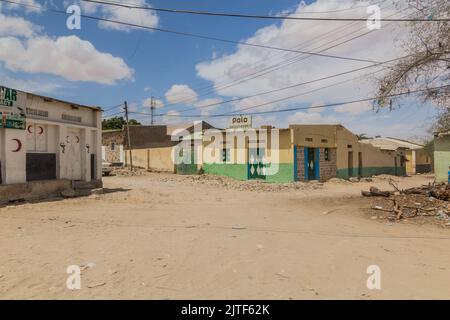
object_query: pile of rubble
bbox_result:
[158,173,324,192]
[362,180,450,226]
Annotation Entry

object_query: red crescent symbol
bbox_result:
[27,125,33,134]
[76,136,80,143]
[38,126,44,135]
[12,139,22,152]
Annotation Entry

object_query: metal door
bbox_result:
[248,148,266,180]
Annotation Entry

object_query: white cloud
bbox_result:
[1,0,43,14]
[143,97,164,109]
[0,13,38,37]
[196,0,409,116]
[194,98,223,116]
[335,101,373,114]
[0,35,133,84]
[289,111,337,124]
[78,0,159,32]
[0,74,62,94]
[165,84,198,104]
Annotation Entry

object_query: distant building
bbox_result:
[434,131,450,183]
[201,124,407,182]
[360,137,432,174]
[102,129,125,164]
[102,121,216,173]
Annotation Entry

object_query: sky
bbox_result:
[0,0,441,141]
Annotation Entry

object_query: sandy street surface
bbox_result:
[0,173,449,300]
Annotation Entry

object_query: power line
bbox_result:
[1,0,382,63]
[155,51,420,117]
[102,103,124,113]
[81,0,450,22]
[153,1,402,108]
[130,84,450,119]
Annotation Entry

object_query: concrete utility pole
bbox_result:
[151,96,156,125]
[124,101,133,170]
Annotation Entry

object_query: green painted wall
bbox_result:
[336,166,406,179]
[265,163,295,183]
[434,135,450,182]
[203,163,248,180]
[203,163,295,183]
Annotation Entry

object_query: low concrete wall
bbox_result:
[0,179,72,204]
[125,147,175,172]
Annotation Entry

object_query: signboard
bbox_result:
[0,86,17,107]
[0,86,26,129]
[0,112,26,130]
[229,115,252,129]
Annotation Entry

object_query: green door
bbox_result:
[248,148,266,180]
[307,148,315,180]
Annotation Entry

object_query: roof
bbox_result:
[25,90,102,112]
[361,137,423,151]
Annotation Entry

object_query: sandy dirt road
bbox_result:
[0,173,449,300]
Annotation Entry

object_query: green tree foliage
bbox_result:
[102,116,141,130]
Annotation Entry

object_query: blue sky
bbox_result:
[0,0,440,141]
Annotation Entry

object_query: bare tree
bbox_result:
[375,0,450,110]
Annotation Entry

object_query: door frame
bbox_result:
[304,147,320,181]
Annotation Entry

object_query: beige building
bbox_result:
[360,137,432,174]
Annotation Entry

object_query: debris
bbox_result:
[349,177,360,183]
[362,187,393,197]
[366,182,450,225]
[87,282,106,288]
[232,226,247,230]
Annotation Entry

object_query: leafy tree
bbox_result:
[102,116,141,130]
[375,1,449,110]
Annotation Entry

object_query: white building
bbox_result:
[0,85,102,186]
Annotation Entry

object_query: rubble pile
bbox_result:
[362,179,450,226]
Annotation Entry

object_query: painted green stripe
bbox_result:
[336,167,406,179]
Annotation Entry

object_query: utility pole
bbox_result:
[124,101,133,170]
[151,96,156,125]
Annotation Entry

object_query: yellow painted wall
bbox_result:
[290,125,337,148]
[336,126,397,170]
[125,147,175,172]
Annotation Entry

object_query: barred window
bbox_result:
[62,114,82,123]
[26,108,48,118]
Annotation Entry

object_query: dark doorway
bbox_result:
[307,148,316,180]
[0,160,2,184]
[348,151,354,178]
[26,153,56,181]
[91,154,96,180]
[358,152,363,177]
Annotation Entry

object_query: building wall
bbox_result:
[335,126,404,179]
[125,147,175,172]
[295,146,337,182]
[416,149,432,173]
[434,135,450,182]
[201,128,295,182]
[0,88,102,185]
[102,131,125,164]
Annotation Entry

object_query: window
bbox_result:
[305,137,313,142]
[324,148,330,161]
[26,108,48,118]
[321,139,328,143]
[111,142,115,151]
[62,114,82,123]
[347,144,352,149]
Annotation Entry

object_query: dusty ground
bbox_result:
[0,173,449,300]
